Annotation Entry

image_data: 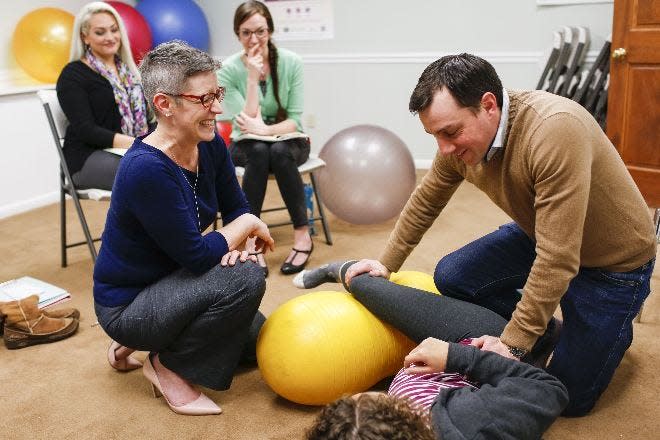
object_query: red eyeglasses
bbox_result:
[168,87,225,109]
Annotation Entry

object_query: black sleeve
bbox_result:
[430,343,568,440]
[56,62,118,148]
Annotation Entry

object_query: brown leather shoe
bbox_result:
[0,305,79,336]
[0,295,79,349]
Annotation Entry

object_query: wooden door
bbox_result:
[607,0,660,207]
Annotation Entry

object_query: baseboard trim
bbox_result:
[414,159,434,170]
[299,51,600,65]
[0,191,59,219]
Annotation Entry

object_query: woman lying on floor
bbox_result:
[297,261,568,439]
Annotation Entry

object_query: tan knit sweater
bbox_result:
[379,90,657,350]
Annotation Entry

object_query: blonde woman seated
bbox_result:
[57,2,150,190]
[93,41,274,416]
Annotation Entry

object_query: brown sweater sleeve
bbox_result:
[501,113,593,350]
[379,154,463,272]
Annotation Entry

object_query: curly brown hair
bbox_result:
[305,393,436,440]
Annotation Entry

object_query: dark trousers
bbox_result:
[230,138,310,227]
[95,262,266,390]
[349,274,507,343]
[433,222,654,416]
[72,149,121,190]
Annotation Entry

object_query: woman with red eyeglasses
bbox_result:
[93,41,274,416]
[218,0,313,277]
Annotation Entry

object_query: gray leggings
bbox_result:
[72,149,122,190]
[349,274,508,343]
[95,262,266,390]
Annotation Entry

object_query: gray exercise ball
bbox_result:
[317,124,416,225]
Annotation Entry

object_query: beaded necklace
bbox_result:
[170,152,200,232]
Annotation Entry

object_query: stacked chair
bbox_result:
[537,27,611,130]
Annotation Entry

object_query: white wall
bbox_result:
[0,0,95,218]
[0,0,613,218]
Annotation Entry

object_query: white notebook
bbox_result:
[104,148,127,157]
[233,132,309,143]
[0,276,71,308]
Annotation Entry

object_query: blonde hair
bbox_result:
[69,2,140,79]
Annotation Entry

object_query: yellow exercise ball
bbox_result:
[257,291,415,406]
[12,8,74,83]
[390,270,441,295]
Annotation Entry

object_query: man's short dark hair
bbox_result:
[409,53,503,114]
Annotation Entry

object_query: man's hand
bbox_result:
[343,259,390,286]
[470,335,519,360]
[403,337,450,374]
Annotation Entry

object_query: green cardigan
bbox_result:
[217,47,304,140]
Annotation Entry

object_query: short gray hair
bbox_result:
[139,41,222,115]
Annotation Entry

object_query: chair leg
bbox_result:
[304,183,316,236]
[60,184,67,268]
[310,172,333,245]
[70,190,98,262]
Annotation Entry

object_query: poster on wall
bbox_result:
[265,0,334,40]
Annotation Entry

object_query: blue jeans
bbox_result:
[434,223,654,416]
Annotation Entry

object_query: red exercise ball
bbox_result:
[106,1,152,64]
[216,120,232,147]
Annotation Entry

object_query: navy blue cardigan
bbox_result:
[93,134,250,307]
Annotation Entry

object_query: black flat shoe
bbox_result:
[251,252,269,278]
[280,243,314,275]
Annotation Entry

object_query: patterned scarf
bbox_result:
[85,48,149,137]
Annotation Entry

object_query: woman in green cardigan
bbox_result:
[218,1,312,277]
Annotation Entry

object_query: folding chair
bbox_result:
[37,89,110,267]
[214,154,333,245]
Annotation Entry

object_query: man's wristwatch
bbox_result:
[506,345,528,359]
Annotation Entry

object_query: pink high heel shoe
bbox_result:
[107,341,142,371]
[142,354,222,416]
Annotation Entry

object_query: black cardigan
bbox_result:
[56,60,122,175]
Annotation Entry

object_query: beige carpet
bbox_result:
[1,178,658,439]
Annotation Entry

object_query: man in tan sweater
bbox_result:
[345,54,656,416]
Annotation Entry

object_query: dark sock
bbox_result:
[338,260,357,291]
[292,260,357,289]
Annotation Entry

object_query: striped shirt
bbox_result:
[388,339,478,411]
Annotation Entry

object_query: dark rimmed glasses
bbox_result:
[239,27,269,40]
[168,87,225,109]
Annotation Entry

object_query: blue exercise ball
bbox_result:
[136,0,210,51]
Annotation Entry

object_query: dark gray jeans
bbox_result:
[348,273,508,343]
[230,138,310,227]
[95,262,266,390]
[72,149,122,190]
